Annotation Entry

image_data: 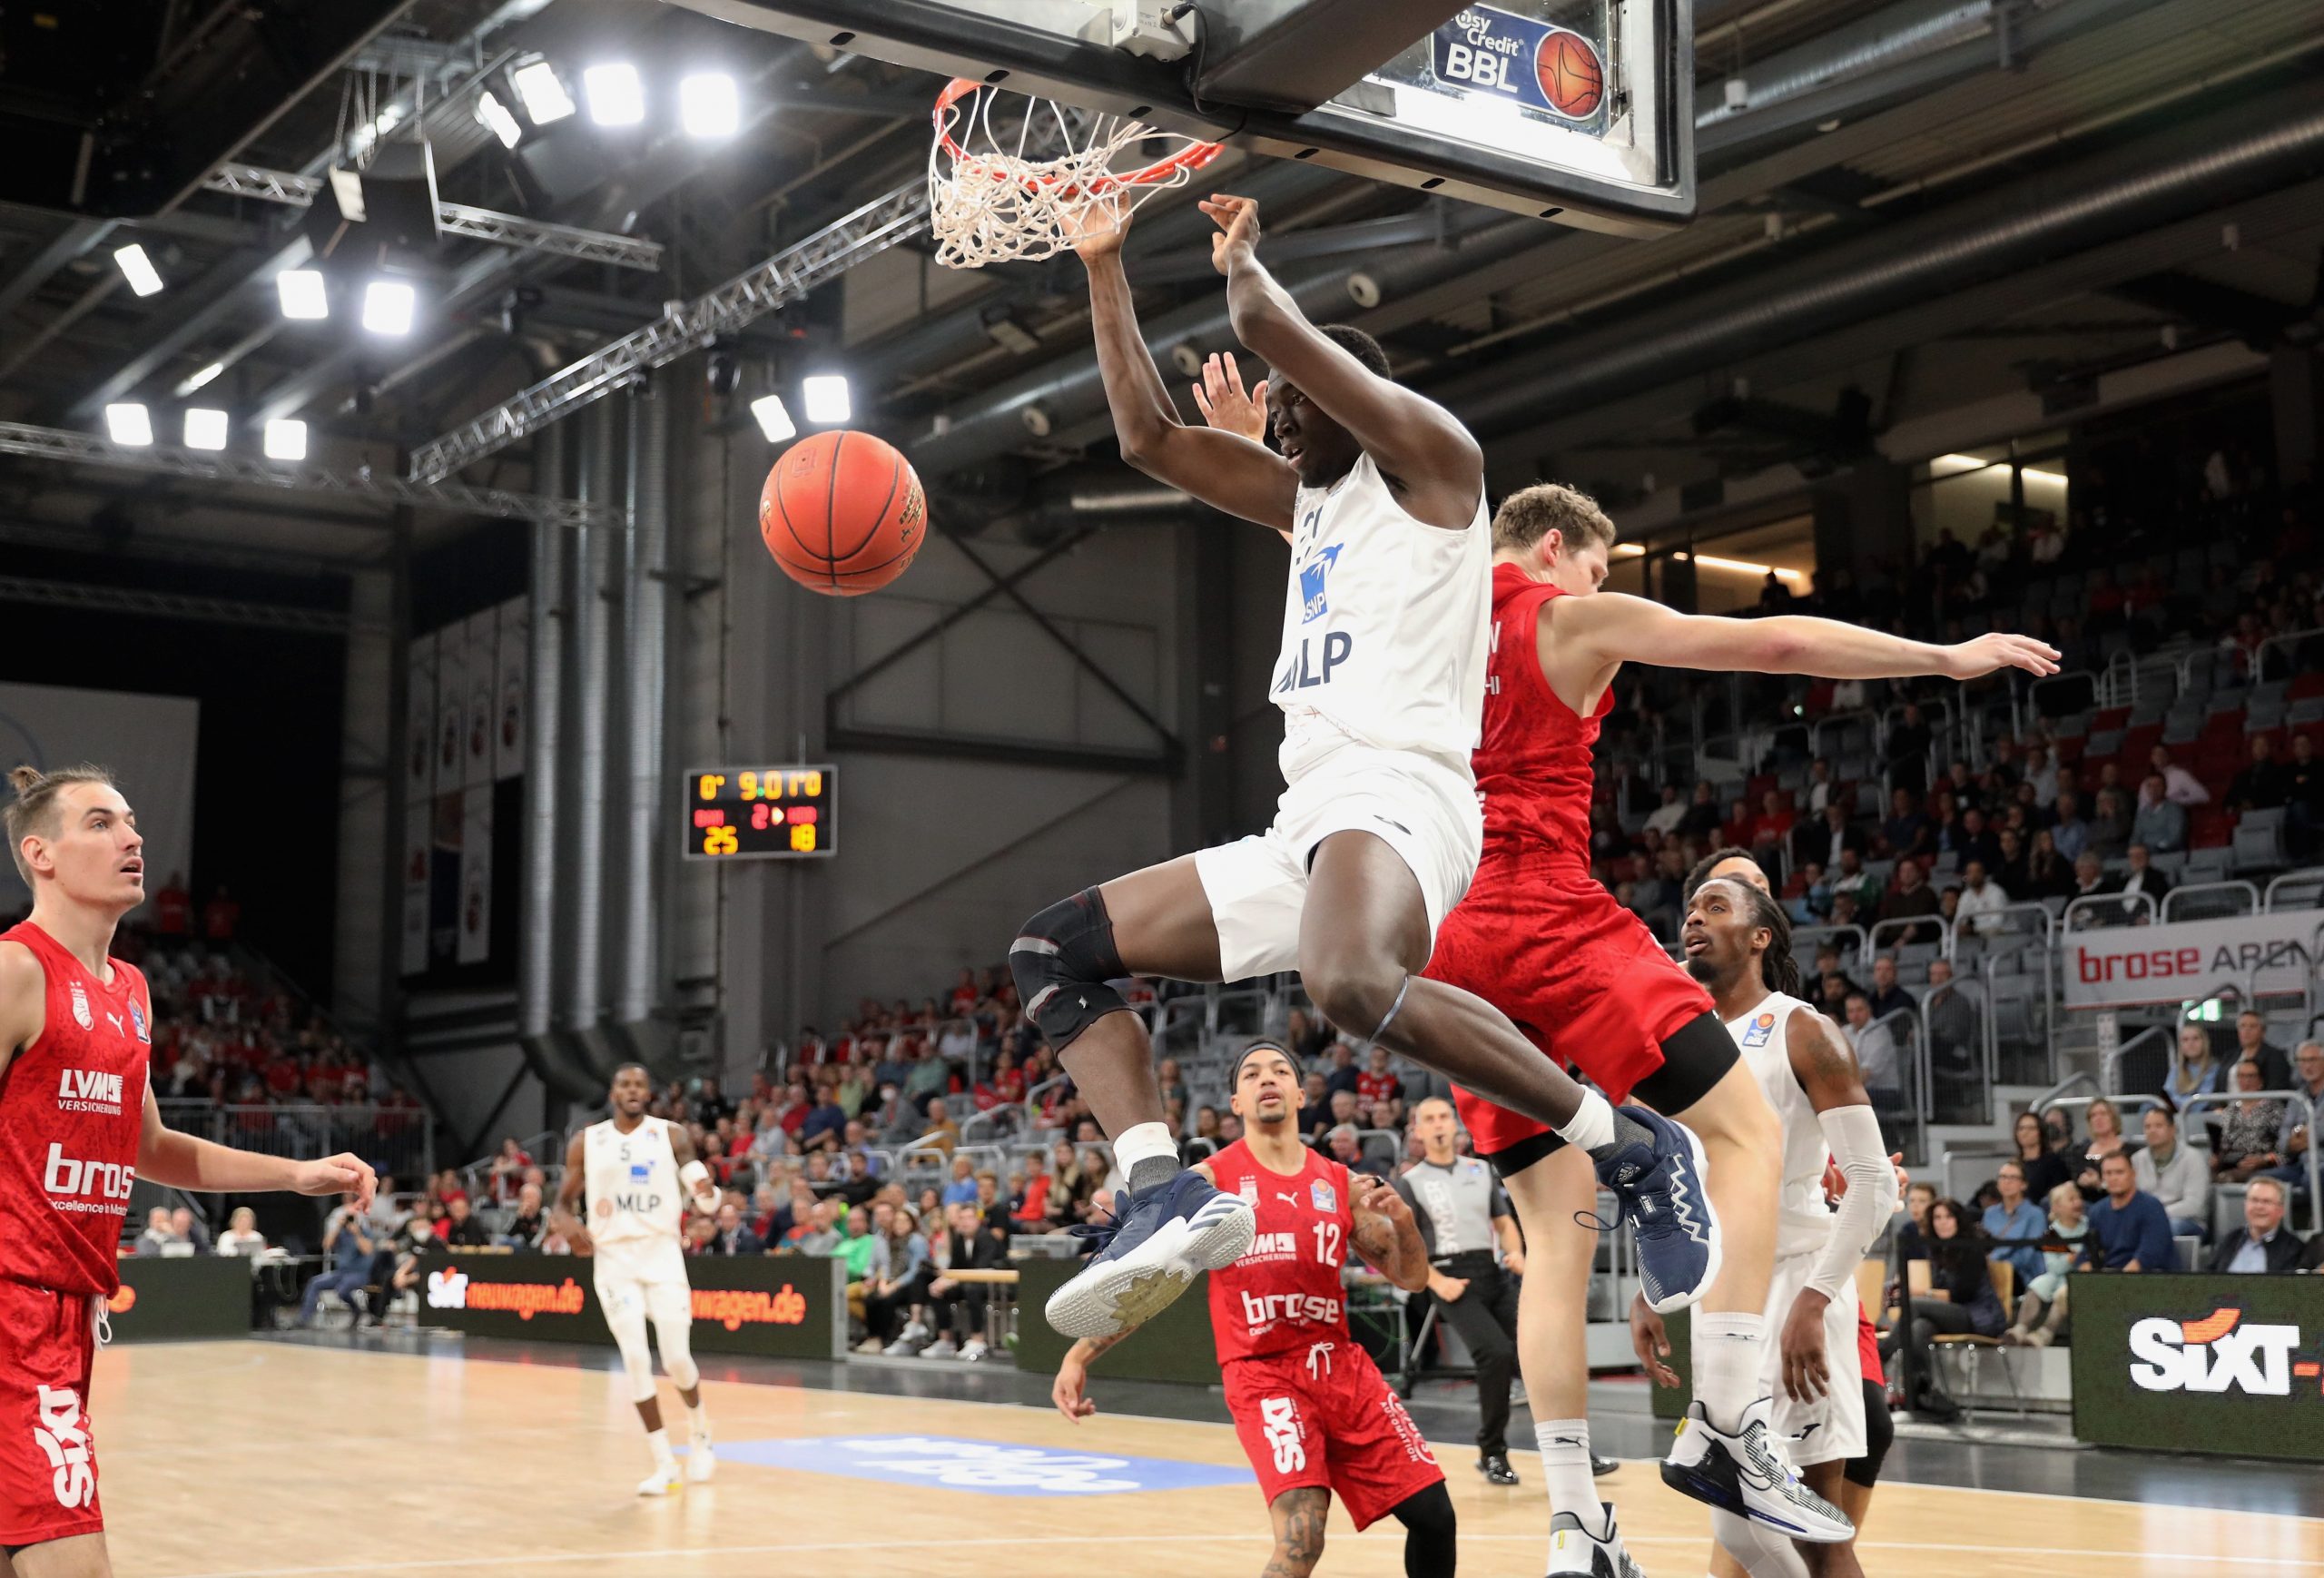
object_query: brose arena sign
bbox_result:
[2062,912,2313,1010]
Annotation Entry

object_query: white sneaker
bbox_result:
[1659,1397,1852,1543]
[925,1336,959,1358]
[958,1336,989,1362]
[855,1336,887,1354]
[685,1444,717,1484]
[1547,1503,1646,1578]
[637,1463,681,1497]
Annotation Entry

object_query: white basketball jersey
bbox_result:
[582,1117,682,1248]
[1722,991,1835,1258]
[1271,452,1491,783]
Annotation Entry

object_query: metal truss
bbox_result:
[0,576,354,634]
[202,163,665,272]
[409,181,931,483]
[0,421,617,528]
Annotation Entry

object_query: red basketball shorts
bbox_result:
[1223,1344,1442,1530]
[0,1280,104,1549]
[1424,853,1716,1155]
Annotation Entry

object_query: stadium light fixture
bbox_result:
[104,404,153,447]
[477,90,523,150]
[362,280,417,337]
[680,74,740,138]
[277,269,330,321]
[113,243,164,297]
[750,394,796,443]
[584,63,645,127]
[181,360,226,394]
[512,60,576,125]
[263,419,309,461]
[801,374,852,425]
[183,409,229,451]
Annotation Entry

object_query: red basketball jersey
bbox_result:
[1477,562,1610,867]
[1205,1139,1356,1364]
[0,922,152,1296]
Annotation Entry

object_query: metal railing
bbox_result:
[2177,1089,2322,1236]
[2100,1026,2173,1099]
[2063,890,2158,932]
[1860,1004,1925,1162]
[155,1100,432,1182]
[2247,626,2321,685]
[2162,880,2260,923]
[2264,868,2324,912]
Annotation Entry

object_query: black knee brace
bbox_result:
[1010,888,1129,1050]
[1390,1481,1458,1578]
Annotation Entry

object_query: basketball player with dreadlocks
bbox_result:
[1630,854,1896,1578]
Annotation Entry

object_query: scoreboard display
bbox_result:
[683,764,836,860]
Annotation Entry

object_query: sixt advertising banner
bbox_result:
[2061,912,2313,1010]
[2069,1273,2324,1462]
[417,1250,846,1360]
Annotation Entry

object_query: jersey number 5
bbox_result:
[1313,1221,1343,1267]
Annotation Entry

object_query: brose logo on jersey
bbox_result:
[56,1069,124,1115]
[42,1142,133,1211]
[1240,1290,1343,1329]
[32,1385,94,1509]
[2129,1307,2312,1397]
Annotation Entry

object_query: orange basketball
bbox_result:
[758,429,926,597]
[1536,30,1603,119]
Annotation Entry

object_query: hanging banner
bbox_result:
[399,800,431,976]
[434,630,466,797]
[0,682,197,917]
[2063,912,2315,1010]
[495,596,528,781]
[458,783,493,964]
[405,632,437,804]
[464,610,497,789]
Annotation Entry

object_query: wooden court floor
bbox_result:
[91,1342,2324,1578]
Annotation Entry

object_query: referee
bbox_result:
[1394,1097,1527,1484]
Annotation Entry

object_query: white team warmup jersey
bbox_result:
[584,1117,684,1257]
[1721,988,1868,1467]
[1271,451,1492,784]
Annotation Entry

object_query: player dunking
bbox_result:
[1628,873,1896,1578]
[1,765,378,1577]
[1017,196,1714,1347]
[553,1063,723,1495]
[1052,1041,1457,1578]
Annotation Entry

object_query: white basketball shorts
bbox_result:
[1761,1245,1866,1466]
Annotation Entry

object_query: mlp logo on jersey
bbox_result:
[1742,1011,1777,1049]
[1311,1179,1337,1214]
[1299,544,1343,623]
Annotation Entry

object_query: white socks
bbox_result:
[1693,1311,1768,1429]
[645,1426,676,1468]
[689,1404,713,1447]
[1537,1416,1599,1527]
[1553,1088,1618,1154]
[1113,1120,1179,1193]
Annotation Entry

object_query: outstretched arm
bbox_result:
[1349,1172,1431,1291]
[138,1086,376,1206]
[1546,592,2060,685]
[1207,194,1480,531]
[1074,207,1297,533]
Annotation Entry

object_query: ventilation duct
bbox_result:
[612,370,673,1066]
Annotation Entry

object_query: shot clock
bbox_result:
[683,764,837,860]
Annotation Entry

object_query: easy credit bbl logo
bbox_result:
[2128,1307,2321,1397]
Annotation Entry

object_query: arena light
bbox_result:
[263,418,308,461]
[113,243,164,297]
[181,360,226,394]
[1688,551,1808,584]
[801,374,852,425]
[104,403,153,447]
[512,60,576,125]
[477,89,524,150]
[750,393,796,443]
[1613,542,1645,557]
[183,409,229,451]
[2022,466,2067,487]
[277,269,330,321]
[584,63,645,127]
[361,279,416,337]
[1931,452,1996,476]
[680,74,739,138]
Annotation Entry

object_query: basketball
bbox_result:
[758,429,927,597]
[1536,30,1602,119]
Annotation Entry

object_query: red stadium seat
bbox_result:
[2094,706,2132,732]
[2191,808,2234,849]
[2290,673,2324,702]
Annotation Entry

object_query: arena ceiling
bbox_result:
[0,0,2315,567]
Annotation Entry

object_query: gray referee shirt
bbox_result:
[1393,1157,1510,1265]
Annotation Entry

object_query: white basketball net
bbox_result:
[928,79,1223,270]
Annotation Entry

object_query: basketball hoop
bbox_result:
[928,77,1223,270]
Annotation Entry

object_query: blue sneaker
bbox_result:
[1044,1169,1256,1340]
[1590,1103,1720,1314]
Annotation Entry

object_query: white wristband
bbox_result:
[679,1159,713,1198]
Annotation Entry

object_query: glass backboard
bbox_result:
[664,0,1694,235]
